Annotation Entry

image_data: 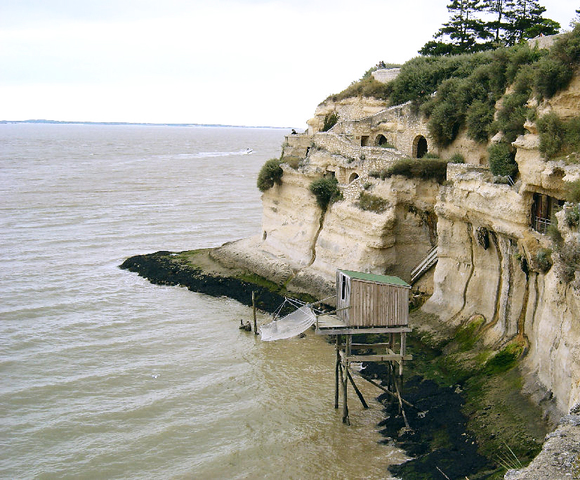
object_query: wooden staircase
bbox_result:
[410,246,438,285]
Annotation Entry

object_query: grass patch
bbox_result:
[357,191,388,213]
[282,155,301,169]
[370,158,449,183]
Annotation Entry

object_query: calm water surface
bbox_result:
[0,124,403,479]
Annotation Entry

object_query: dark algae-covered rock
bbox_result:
[119,249,313,315]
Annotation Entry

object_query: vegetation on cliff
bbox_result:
[330,24,580,167]
[370,158,450,183]
[309,176,343,211]
[382,311,551,479]
[257,158,284,192]
[419,0,560,56]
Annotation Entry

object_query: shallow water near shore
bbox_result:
[0,124,404,479]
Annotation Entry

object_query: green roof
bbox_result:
[339,269,411,288]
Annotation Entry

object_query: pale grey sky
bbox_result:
[1,0,577,127]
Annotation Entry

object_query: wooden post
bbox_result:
[252,291,258,335]
[342,359,350,425]
[335,336,340,409]
[399,332,406,376]
[346,367,368,409]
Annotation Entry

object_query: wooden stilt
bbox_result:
[346,367,368,409]
[399,332,406,376]
[340,361,349,425]
[334,336,340,409]
[252,291,258,335]
[355,372,419,411]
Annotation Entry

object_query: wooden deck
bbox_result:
[315,314,412,336]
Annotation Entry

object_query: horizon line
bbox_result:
[0,119,296,130]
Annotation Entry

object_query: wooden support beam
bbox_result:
[354,372,419,411]
[316,326,412,335]
[346,367,368,409]
[334,336,340,409]
[346,354,413,362]
[339,361,350,425]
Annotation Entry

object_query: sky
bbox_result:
[1,0,578,128]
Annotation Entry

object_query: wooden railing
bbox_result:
[410,246,438,285]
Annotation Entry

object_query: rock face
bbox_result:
[218,54,580,476]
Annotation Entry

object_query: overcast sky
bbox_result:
[1,0,577,128]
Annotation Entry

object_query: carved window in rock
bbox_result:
[348,172,359,183]
[413,135,428,158]
[375,134,389,147]
[531,193,564,234]
[361,136,370,147]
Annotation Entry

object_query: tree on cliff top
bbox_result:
[420,0,560,56]
[420,0,491,56]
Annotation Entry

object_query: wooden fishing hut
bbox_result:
[316,269,412,425]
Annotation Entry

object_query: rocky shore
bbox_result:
[120,246,572,479]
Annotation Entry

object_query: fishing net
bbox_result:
[260,306,317,341]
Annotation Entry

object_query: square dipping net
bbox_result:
[260,306,317,341]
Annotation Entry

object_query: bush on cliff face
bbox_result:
[370,158,449,183]
[357,192,388,213]
[488,142,518,177]
[257,158,283,192]
[538,113,580,160]
[309,176,342,211]
[321,112,339,132]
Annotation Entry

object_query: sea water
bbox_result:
[0,124,404,479]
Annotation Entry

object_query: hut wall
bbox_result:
[348,280,409,327]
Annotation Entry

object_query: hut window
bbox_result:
[341,276,347,300]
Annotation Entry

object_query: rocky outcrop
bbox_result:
[505,409,580,479]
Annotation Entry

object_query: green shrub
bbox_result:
[537,112,565,158]
[488,143,518,177]
[565,205,580,228]
[534,57,573,99]
[535,248,553,273]
[282,156,301,169]
[537,24,580,99]
[567,180,580,203]
[372,158,449,183]
[358,192,388,213]
[493,91,532,144]
[555,241,580,283]
[322,112,339,132]
[538,113,580,160]
[309,176,342,211]
[257,158,283,192]
[449,153,465,164]
[466,99,495,143]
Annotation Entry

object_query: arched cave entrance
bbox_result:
[413,135,428,158]
[375,134,389,147]
[348,172,359,183]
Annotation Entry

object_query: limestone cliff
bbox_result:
[217,63,580,427]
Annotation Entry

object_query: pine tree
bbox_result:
[482,0,516,45]
[571,9,580,28]
[420,0,489,55]
[504,0,560,44]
